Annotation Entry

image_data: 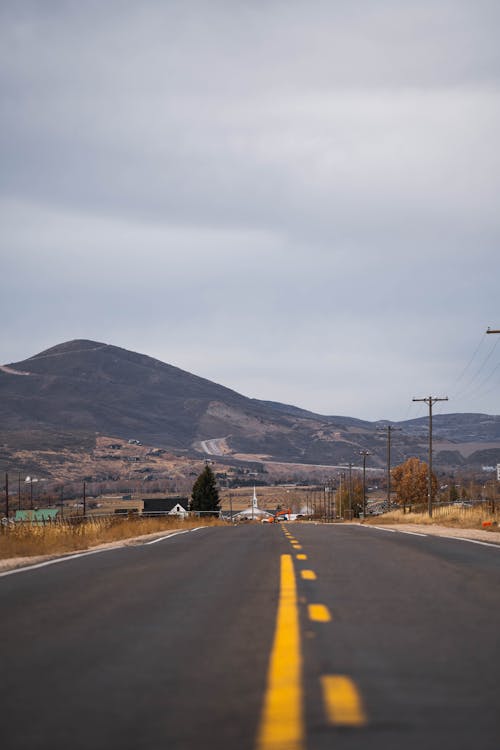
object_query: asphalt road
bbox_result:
[1,523,499,750]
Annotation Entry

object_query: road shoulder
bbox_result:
[361,522,500,544]
[0,528,199,574]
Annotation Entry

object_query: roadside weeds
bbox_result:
[0,516,225,571]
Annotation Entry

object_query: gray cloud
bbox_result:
[1,1,499,420]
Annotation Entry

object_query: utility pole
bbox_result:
[229,491,233,522]
[30,477,33,510]
[486,327,500,334]
[83,481,86,518]
[18,472,21,511]
[337,472,344,519]
[348,461,352,521]
[412,395,448,516]
[378,425,401,510]
[5,473,8,519]
[359,451,371,518]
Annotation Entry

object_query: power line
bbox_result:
[455,359,500,403]
[448,332,487,394]
[451,337,500,400]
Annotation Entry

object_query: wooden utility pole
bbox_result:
[412,396,448,516]
[378,425,401,510]
[359,451,371,518]
[347,462,353,519]
[5,473,8,519]
[337,472,344,519]
[83,481,86,518]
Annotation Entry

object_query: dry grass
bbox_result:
[0,515,225,560]
[368,503,500,531]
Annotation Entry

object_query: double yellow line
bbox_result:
[256,545,366,750]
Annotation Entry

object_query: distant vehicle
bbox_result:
[262,508,292,523]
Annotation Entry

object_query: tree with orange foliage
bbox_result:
[391,457,437,511]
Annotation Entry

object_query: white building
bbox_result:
[232,487,273,522]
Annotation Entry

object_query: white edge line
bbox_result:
[0,526,210,577]
[369,526,397,533]
[145,529,191,545]
[144,526,207,545]
[355,525,499,547]
[451,537,500,549]
[0,546,120,578]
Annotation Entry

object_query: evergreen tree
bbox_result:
[190,465,220,513]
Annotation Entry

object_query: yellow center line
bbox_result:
[255,555,304,750]
[292,544,302,550]
[296,554,307,560]
[308,604,331,622]
[321,675,367,727]
[300,570,317,580]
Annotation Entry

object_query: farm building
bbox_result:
[142,497,189,518]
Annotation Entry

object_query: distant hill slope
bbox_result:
[1,339,500,471]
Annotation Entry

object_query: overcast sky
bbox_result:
[1,1,499,421]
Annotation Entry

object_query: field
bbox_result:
[369,502,500,531]
[0,515,224,560]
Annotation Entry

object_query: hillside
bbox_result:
[1,339,499,480]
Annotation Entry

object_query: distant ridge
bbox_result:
[1,339,500,471]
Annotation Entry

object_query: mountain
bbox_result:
[1,339,500,478]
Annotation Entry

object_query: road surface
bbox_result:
[1,523,499,750]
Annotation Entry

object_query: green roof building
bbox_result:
[15,509,60,523]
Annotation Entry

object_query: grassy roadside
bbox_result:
[0,516,225,560]
[365,504,499,532]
